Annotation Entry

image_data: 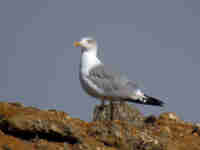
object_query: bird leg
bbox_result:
[110,101,114,121]
[101,100,105,107]
[99,99,105,111]
[119,100,125,107]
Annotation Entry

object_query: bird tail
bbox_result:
[124,94,164,107]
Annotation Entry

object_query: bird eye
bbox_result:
[87,40,93,44]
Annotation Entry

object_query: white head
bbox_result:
[74,37,98,55]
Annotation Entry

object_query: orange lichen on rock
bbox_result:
[0,101,200,150]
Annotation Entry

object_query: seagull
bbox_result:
[74,37,164,120]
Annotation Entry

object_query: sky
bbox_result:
[0,0,200,122]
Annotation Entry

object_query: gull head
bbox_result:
[74,37,97,53]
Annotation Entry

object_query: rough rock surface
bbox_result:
[93,102,143,122]
[0,101,200,150]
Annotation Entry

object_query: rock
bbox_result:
[93,102,144,121]
[0,101,200,150]
[159,112,181,122]
[144,115,157,124]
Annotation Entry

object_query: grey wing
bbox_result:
[88,65,140,99]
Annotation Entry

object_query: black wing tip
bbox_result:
[144,95,165,107]
[124,95,165,107]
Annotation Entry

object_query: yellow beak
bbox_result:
[73,41,82,47]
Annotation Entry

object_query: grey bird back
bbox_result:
[86,65,140,100]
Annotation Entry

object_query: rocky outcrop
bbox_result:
[0,101,199,150]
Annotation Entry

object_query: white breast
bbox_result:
[80,51,102,76]
[79,51,105,97]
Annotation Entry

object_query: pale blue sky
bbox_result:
[0,0,200,121]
